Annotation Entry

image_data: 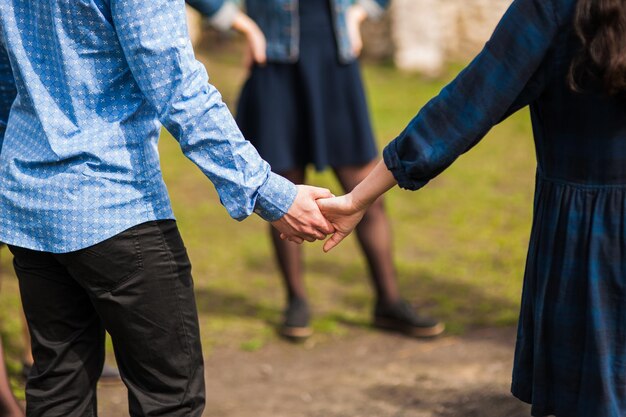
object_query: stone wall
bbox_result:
[387,0,512,74]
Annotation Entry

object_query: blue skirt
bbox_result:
[235,0,378,173]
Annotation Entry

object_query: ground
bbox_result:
[98,327,530,417]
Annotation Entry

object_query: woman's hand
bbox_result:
[316,193,368,252]
[317,160,399,251]
[346,5,368,57]
[232,11,267,67]
[273,185,336,244]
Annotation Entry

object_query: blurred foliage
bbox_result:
[0,46,536,394]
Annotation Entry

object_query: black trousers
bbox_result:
[9,221,205,417]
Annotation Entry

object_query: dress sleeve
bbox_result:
[185,0,239,30]
[110,0,296,222]
[0,40,16,153]
[383,0,560,190]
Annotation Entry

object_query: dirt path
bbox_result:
[98,327,530,417]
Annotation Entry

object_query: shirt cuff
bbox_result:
[207,2,239,31]
[383,141,426,191]
[253,172,298,222]
[357,0,385,20]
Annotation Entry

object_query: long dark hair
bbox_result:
[569,0,626,94]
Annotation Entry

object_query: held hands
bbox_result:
[316,193,368,252]
[271,185,335,244]
[274,160,397,250]
[315,160,399,251]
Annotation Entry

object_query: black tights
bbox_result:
[271,161,400,307]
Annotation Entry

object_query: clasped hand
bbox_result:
[272,186,366,252]
[273,160,396,250]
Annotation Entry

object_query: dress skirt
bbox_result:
[512,174,626,417]
[236,0,378,173]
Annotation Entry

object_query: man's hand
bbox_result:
[316,193,368,252]
[272,185,335,244]
[346,5,368,57]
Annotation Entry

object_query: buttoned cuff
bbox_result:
[383,141,426,191]
[357,0,385,20]
[253,172,298,222]
[207,2,239,31]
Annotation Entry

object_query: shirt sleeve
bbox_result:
[110,0,296,222]
[185,0,239,30]
[383,0,560,191]
[0,41,16,153]
[356,0,389,19]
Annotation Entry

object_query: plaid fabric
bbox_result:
[383,0,626,416]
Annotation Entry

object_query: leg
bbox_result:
[270,169,313,339]
[0,246,24,417]
[19,312,118,384]
[271,169,308,302]
[333,161,445,337]
[0,338,24,417]
[58,221,205,417]
[333,160,399,305]
[8,245,104,417]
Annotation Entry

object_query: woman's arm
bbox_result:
[185,0,267,65]
[317,0,565,251]
[347,0,391,57]
[231,11,267,66]
[385,0,563,191]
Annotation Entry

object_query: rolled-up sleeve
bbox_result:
[0,41,16,153]
[185,0,239,31]
[383,0,560,190]
[111,0,296,222]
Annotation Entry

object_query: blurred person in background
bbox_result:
[317,0,626,415]
[187,0,444,341]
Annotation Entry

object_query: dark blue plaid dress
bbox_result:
[383,0,626,416]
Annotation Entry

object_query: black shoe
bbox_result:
[373,299,445,338]
[279,298,313,341]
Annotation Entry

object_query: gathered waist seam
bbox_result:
[537,172,626,190]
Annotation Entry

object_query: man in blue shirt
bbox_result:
[0,1,334,415]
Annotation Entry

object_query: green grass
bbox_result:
[0,47,536,382]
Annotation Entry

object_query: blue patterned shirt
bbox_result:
[0,0,297,253]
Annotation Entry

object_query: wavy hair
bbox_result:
[569,0,626,94]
